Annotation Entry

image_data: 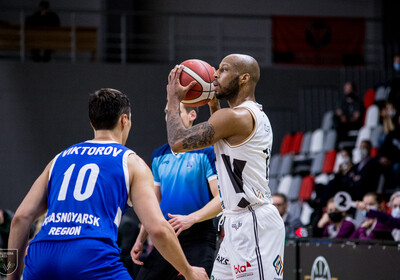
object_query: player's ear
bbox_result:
[240,73,250,84]
[189,109,197,122]
[120,113,129,127]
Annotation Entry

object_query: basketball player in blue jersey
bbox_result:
[131,102,221,279]
[166,54,285,280]
[7,88,208,280]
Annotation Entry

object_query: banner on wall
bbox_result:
[272,16,365,66]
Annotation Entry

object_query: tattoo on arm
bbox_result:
[167,111,215,150]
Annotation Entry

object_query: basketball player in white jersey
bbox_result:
[7,88,208,280]
[166,54,285,280]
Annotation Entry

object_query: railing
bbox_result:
[0,8,387,68]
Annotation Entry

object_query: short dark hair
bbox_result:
[272,192,287,203]
[364,192,383,205]
[182,104,199,114]
[88,88,131,130]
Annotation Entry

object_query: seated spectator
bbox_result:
[378,114,400,193]
[350,192,393,240]
[334,81,364,143]
[376,101,396,149]
[272,193,306,238]
[324,148,355,201]
[347,140,381,201]
[315,198,355,238]
[355,191,400,241]
[25,1,61,62]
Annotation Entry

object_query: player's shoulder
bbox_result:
[188,146,215,163]
[152,143,172,159]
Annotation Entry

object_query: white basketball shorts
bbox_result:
[211,203,285,280]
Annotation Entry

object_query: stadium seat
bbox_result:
[300,131,312,155]
[300,202,314,226]
[298,175,315,200]
[314,173,330,186]
[287,200,302,220]
[363,88,376,110]
[291,132,304,154]
[374,85,390,101]
[370,125,383,148]
[323,129,337,152]
[321,110,334,131]
[269,154,282,178]
[322,150,337,174]
[355,126,372,149]
[287,175,302,201]
[364,104,379,128]
[280,133,294,155]
[277,175,293,196]
[278,154,293,177]
[309,128,324,154]
[269,177,279,195]
[310,151,325,175]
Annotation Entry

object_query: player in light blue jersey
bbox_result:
[7,88,208,280]
[131,103,221,279]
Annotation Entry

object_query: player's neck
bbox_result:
[93,130,122,144]
[227,94,255,108]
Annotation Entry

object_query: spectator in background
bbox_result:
[315,198,355,238]
[377,101,396,148]
[388,54,400,113]
[0,209,14,249]
[25,1,60,62]
[355,191,400,241]
[347,140,381,201]
[350,192,393,240]
[378,114,400,193]
[334,81,364,143]
[324,148,355,201]
[272,193,306,238]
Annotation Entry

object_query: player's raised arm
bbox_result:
[166,65,253,152]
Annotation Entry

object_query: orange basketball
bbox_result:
[179,59,216,107]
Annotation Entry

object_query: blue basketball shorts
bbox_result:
[23,238,132,280]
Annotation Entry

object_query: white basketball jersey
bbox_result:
[214,101,273,211]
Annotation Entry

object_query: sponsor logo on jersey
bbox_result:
[0,249,17,276]
[234,261,253,278]
[186,159,193,169]
[252,188,265,199]
[231,221,242,230]
[273,255,283,277]
[215,254,230,265]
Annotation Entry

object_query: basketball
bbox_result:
[179,59,216,107]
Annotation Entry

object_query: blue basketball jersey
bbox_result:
[31,140,133,245]
[152,144,217,220]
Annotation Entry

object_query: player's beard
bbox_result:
[216,75,240,100]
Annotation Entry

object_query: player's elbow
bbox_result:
[146,221,171,241]
[11,212,33,231]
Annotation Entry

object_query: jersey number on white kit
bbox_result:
[57,163,100,201]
